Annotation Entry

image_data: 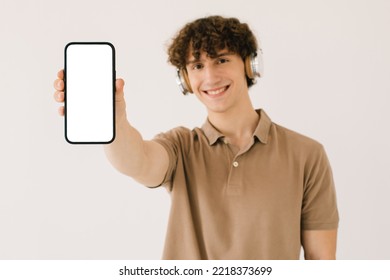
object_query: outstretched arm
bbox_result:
[301,229,338,260]
[53,70,169,186]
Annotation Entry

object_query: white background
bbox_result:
[0,0,389,259]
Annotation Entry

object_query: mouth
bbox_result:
[203,85,230,97]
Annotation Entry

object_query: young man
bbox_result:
[54,16,339,259]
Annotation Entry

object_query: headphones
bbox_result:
[176,49,264,95]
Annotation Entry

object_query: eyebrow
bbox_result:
[186,51,235,65]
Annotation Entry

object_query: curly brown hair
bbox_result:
[167,15,259,87]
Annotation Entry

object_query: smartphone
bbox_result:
[64,42,115,144]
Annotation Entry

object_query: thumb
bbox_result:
[115,78,125,102]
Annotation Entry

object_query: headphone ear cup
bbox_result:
[176,69,193,94]
[245,50,264,81]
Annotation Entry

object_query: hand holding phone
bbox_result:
[64,42,116,144]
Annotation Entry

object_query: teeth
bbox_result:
[207,87,226,95]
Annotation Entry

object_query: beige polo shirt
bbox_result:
[152,109,339,259]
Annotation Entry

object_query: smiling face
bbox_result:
[167,16,259,91]
[185,49,250,114]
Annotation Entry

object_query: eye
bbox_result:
[192,63,203,70]
[217,58,229,64]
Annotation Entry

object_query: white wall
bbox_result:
[0,0,389,259]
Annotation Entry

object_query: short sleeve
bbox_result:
[301,145,339,230]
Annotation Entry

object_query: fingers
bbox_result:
[54,78,64,91]
[57,69,64,79]
[115,78,125,101]
[53,68,64,112]
[54,69,64,90]
[54,91,64,116]
[54,69,65,116]
[54,90,64,102]
[53,68,64,103]
[58,106,65,116]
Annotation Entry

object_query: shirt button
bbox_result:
[232,161,239,167]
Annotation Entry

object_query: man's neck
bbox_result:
[207,104,259,150]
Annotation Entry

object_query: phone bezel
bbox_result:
[64,42,116,144]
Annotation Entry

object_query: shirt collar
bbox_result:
[201,109,272,145]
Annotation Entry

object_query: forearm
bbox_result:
[302,229,338,260]
[103,99,169,186]
[104,103,147,178]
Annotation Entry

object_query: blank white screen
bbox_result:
[65,43,114,143]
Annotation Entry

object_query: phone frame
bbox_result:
[64,42,116,144]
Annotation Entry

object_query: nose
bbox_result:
[202,64,222,87]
